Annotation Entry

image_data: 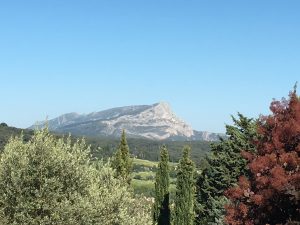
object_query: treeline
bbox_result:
[143,89,300,225]
[86,136,211,166]
[0,123,211,166]
[0,89,299,224]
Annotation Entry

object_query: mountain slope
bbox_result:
[30,102,222,141]
[0,123,34,151]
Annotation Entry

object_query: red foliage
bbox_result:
[241,150,254,161]
[225,90,300,225]
[250,194,263,205]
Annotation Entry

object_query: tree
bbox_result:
[174,146,196,225]
[153,145,171,225]
[112,130,132,183]
[0,128,151,225]
[196,113,257,224]
[225,90,300,225]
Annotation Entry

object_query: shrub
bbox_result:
[0,129,151,225]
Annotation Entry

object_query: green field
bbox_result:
[131,158,177,198]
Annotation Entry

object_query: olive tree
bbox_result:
[0,129,151,225]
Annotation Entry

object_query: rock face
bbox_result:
[30,102,222,141]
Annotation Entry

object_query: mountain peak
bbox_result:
[29,103,222,141]
[153,101,170,108]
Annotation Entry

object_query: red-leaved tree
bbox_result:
[225,89,300,225]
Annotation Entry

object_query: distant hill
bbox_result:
[0,123,34,150]
[29,102,224,141]
[87,135,211,166]
[1,123,211,166]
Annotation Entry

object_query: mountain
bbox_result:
[29,102,223,141]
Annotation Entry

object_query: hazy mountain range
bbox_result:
[30,102,223,141]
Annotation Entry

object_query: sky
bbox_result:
[0,0,299,133]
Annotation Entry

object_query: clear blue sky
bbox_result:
[0,0,299,133]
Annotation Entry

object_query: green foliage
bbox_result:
[0,123,212,166]
[131,158,177,198]
[133,171,155,180]
[0,128,151,225]
[0,124,212,201]
[153,146,171,225]
[174,146,196,225]
[0,123,34,151]
[196,113,257,224]
[112,130,133,183]
[133,158,160,167]
[88,136,212,166]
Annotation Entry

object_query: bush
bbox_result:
[0,129,151,225]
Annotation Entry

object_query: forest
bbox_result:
[0,89,299,225]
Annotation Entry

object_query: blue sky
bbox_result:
[0,0,299,133]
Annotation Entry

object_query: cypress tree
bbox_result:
[153,145,171,225]
[174,146,196,225]
[112,130,132,183]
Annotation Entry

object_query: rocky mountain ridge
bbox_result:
[30,102,223,141]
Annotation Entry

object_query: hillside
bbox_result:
[29,102,224,141]
[0,123,211,166]
[79,135,211,166]
[0,123,34,150]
